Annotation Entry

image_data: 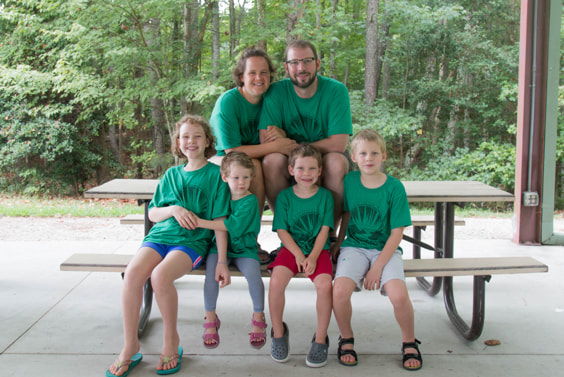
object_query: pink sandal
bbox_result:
[249,316,267,349]
[203,316,221,349]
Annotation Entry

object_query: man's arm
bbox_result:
[230,135,297,158]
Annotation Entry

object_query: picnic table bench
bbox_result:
[120,213,465,265]
[61,252,547,341]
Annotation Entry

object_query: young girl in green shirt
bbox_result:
[107,115,229,377]
[190,151,267,350]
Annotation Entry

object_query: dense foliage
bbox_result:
[0,0,562,208]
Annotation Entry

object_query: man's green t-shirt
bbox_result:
[209,193,261,260]
[258,75,353,143]
[144,163,230,258]
[272,186,334,254]
[210,87,262,156]
[341,171,411,251]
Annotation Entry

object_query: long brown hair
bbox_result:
[171,114,216,159]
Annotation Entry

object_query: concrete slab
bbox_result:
[1,223,563,376]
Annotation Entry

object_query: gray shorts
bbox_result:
[334,247,405,295]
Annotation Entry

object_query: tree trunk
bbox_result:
[182,1,214,113]
[229,0,236,57]
[382,58,390,99]
[330,0,338,79]
[212,1,220,80]
[286,0,304,43]
[145,17,167,157]
[256,0,267,50]
[236,0,246,51]
[374,20,389,99]
[364,0,379,106]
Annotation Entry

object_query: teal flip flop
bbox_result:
[157,346,183,375]
[106,352,142,377]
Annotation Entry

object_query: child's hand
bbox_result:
[364,265,383,291]
[172,206,197,230]
[301,256,317,277]
[186,211,200,227]
[216,262,231,288]
[330,243,341,263]
[294,253,306,272]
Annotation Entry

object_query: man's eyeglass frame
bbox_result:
[285,57,317,66]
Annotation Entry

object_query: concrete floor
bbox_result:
[1,225,564,377]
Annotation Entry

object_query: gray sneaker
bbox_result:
[270,322,290,363]
[306,333,329,368]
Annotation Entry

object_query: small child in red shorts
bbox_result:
[267,144,334,368]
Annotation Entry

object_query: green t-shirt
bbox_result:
[210,87,262,156]
[209,193,261,260]
[144,163,230,258]
[258,75,353,143]
[272,186,334,254]
[341,171,411,251]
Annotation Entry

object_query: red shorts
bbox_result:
[267,247,333,281]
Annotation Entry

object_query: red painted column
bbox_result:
[513,0,550,244]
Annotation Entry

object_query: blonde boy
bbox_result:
[331,129,422,371]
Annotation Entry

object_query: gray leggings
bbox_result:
[204,253,265,313]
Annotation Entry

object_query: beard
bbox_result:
[289,69,317,89]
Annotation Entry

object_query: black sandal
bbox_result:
[337,336,358,367]
[402,339,422,371]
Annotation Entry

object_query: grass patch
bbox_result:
[408,204,514,218]
[0,194,144,217]
[0,194,515,219]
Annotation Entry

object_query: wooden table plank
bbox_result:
[84,179,158,200]
[403,181,514,203]
[61,254,547,277]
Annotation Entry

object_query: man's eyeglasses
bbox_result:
[286,57,316,66]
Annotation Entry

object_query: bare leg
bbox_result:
[250,158,266,216]
[384,279,421,369]
[321,152,348,236]
[268,266,293,338]
[332,276,357,364]
[151,250,194,372]
[262,153,290,212]
[313,274,333,343]
[109,247,162,376]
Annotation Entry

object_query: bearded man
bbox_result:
[258,40,353,237]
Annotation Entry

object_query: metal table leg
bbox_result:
[444,275,490,341]
[441,202,488,340]
[138,278,153,338]
[137,199,154,337]
[414,202,444,296]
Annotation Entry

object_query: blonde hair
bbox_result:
[288,144,322,168]
[220,151,255,177]
[350,129,386,154]
[171,114,216,159]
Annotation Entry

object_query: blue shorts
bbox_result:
[141,242,203,269]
